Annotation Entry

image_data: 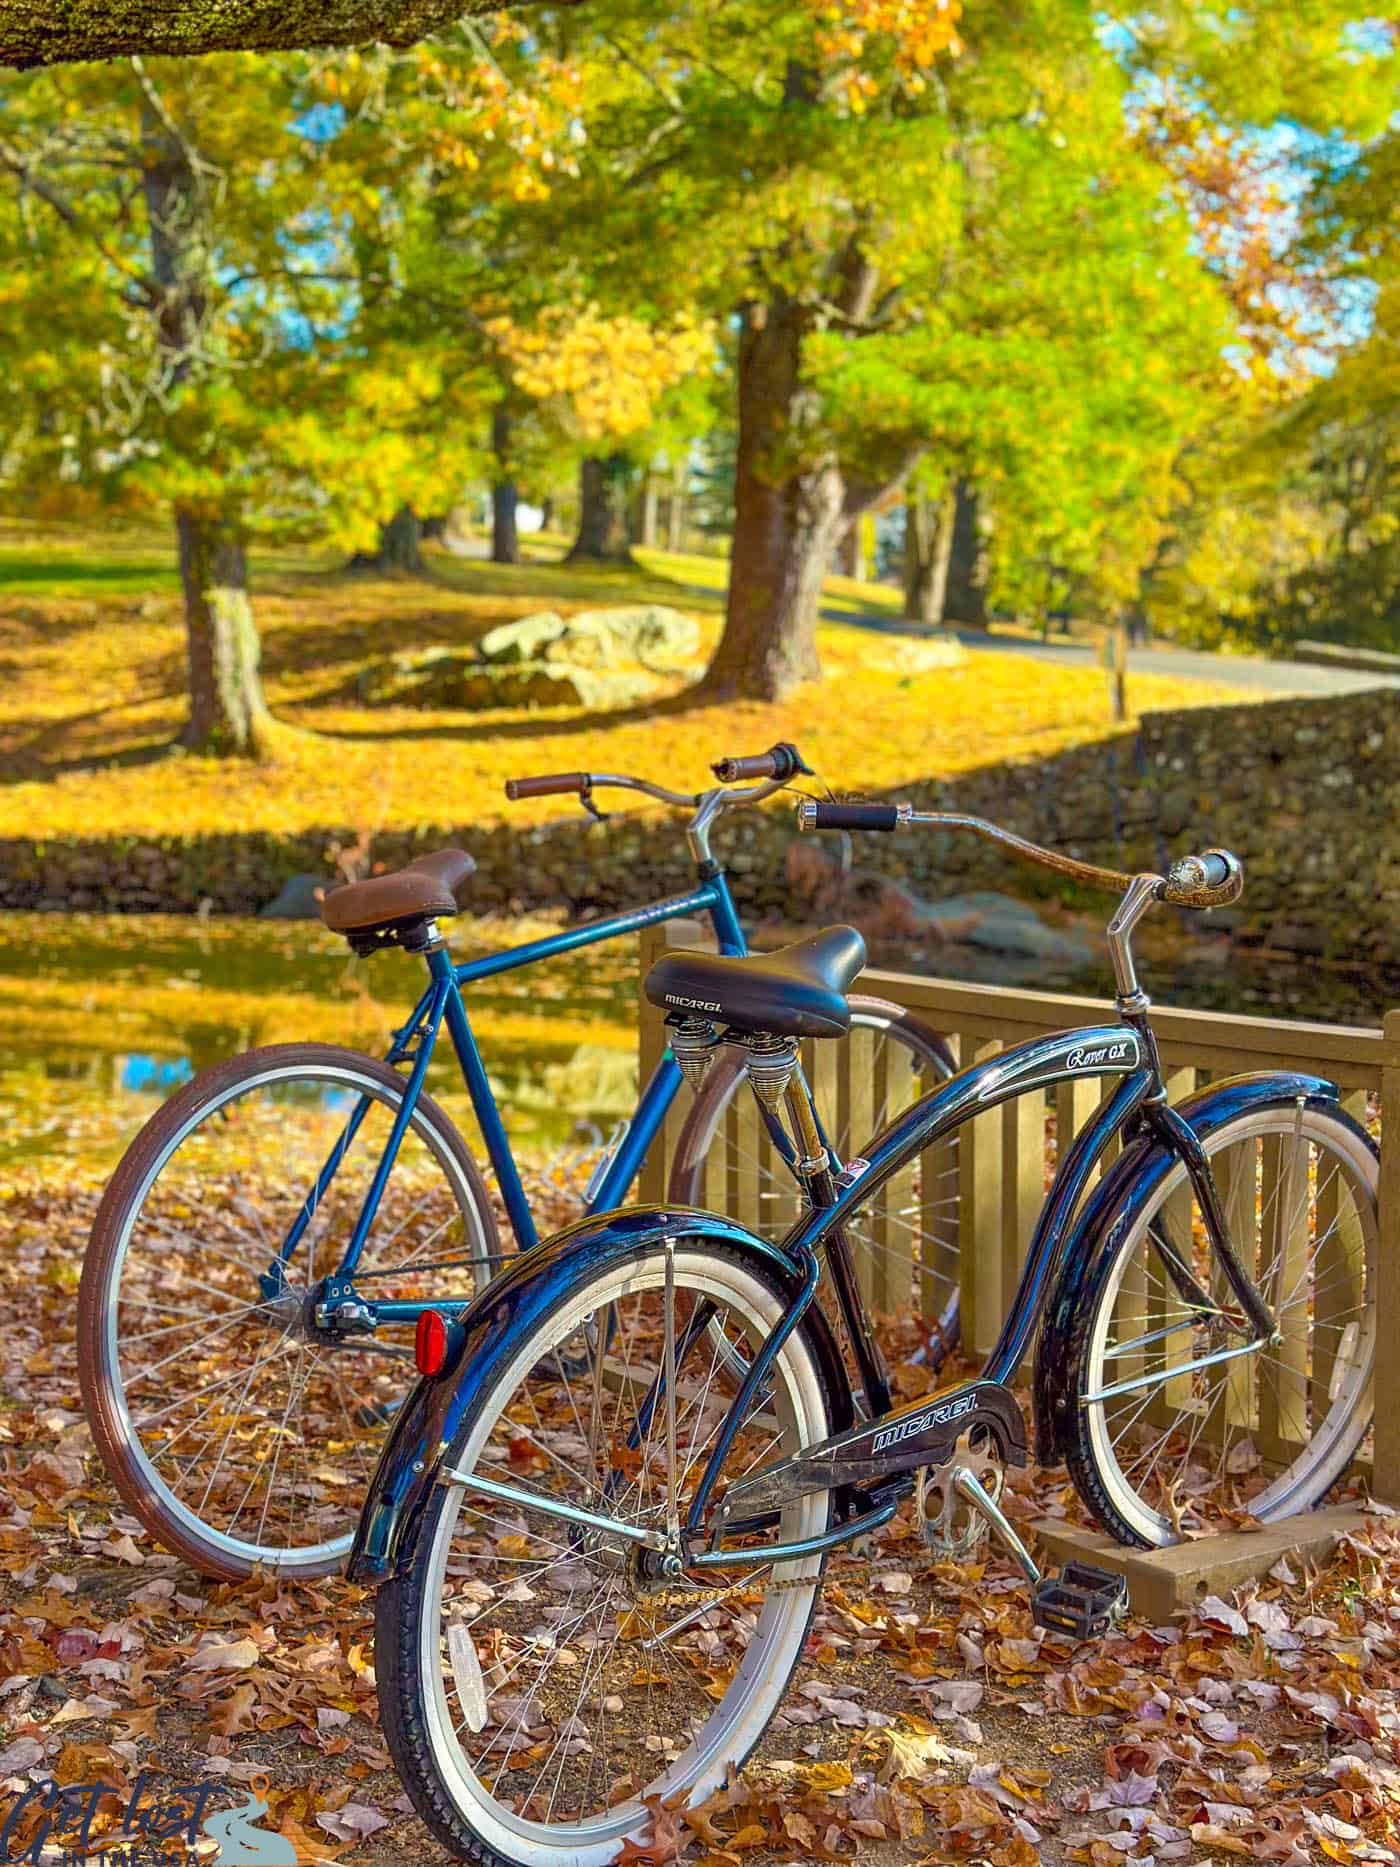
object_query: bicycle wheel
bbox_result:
[79,1042,499,1579]
[669,996,959,1361]
[377,1236,835,1867]
[1067,1099,1377,1548]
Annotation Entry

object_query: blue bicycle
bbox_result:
[77,746,954,1579]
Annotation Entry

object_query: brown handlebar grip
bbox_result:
[712,751,779,781]
[504,772,589,801]
[712,743,807,783]
[1158,848,1244,909]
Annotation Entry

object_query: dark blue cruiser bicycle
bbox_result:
[77,747,955,1580]
[354,804,1377,1867]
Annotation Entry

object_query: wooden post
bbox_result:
[958,1032,1005,1356]
[1373,1009,1400,1501]
[1111,623,1128,722]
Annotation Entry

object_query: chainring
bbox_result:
[915,1428,1006,1562]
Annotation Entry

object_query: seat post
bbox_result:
[783,1070,830,1184]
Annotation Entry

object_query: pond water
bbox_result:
[2,909,1395,1185]
[0,913,639,1180]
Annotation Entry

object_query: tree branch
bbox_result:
[0,0,583,71]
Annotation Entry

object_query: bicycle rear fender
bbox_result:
[1033,1069,1350,1465]
[347,1204,854,1582]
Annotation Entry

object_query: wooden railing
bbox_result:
[637,918,1400,1501]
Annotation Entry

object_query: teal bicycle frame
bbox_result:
[258,855,751,1329]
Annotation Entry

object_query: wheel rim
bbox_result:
[99,1062,490,1570]
[1083,1109,1377,1545]
[416,1247,829,1860]
[677,1011,958,1355]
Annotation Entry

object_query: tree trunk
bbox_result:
[903,491,955,626]
[838,524,863,581]
[943,479,988,628]
[176,509,274,757]
[348,505,422,573]
[142,104,280,758]
[701,296,843,700]
[566,455,634,563]
[638,472,659,549]
[666,484,685,552]
[379,506,422,571]
[490,404,520,564]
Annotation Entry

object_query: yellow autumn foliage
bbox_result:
[487,306,715,443]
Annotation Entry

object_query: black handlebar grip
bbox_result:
[504,772,588,800]
[1159,848,1244,909]
[712,742,810,783]
[797,801,902,833]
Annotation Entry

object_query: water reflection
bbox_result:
[0,912,638,1176]
[3,907,1393,1183]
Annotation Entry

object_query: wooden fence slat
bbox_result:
[958,1031,1004,1356]
[921,1034,960,1326]
[1311,1089,1368,1430]
[1258,1124,1312,1466]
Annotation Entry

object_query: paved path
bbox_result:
[842,611,1400,697]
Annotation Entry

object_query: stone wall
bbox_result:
[4,685,1398,959]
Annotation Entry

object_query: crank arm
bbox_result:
[951,1467,1041,1587]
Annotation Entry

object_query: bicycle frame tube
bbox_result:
[362,880,750,1281]
[681,1027,1156,1530]
[289,877,749,1309]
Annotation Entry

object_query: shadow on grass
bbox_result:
[312,680,720,748]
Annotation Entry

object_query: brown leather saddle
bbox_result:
[320,848,475,953]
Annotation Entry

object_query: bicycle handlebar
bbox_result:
[797,799,1243,910]
[506,745,811,812]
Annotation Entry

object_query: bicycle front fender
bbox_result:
[347,1203,853,1582]
[1033,1069,1345,1465]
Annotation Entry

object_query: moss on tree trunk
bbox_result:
[1,0,577,70]
[176,510,275,758]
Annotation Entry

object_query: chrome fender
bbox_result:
[348,1203,854,1581]
[1032,1070,1356,1463]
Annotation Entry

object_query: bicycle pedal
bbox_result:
[1030,1561,1129,1640]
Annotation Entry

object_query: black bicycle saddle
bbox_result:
[645,925,866,1040]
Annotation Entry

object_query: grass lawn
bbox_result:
[0,519,1243,842]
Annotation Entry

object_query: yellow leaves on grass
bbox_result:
[0,543,1240,851]
[487,305,716,443]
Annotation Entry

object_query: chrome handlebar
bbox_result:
[796,799,1243,912]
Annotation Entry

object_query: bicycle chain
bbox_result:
[625,1538,880,1624]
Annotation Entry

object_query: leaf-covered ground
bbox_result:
[0,524,1242,845]
[3,1173,1399,1866]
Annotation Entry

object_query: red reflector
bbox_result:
[416,1310,449,1377]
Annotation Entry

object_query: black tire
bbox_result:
[377,1238,839,1867]
[79,1042,499,1579]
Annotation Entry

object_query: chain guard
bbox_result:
[916,1430,1006,1562]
